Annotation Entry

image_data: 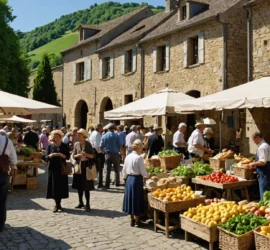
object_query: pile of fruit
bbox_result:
[205,198,226,205]
[158,150,179,157]
[258,225,270,236]
[199,172,238,184]
[152,184,199,202]
[146,167,165,174]
[183,201,246,227]
[220,213,268,235]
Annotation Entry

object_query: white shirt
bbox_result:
[125,131,140,150]
[173,130,186,148]
[122,151,149,179]
[145,132,153,137]
[257,140,270,163]
[0,135,17,168]
[90,130,102,153]
[188,129,205,157]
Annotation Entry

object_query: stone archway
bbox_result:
[99,97,113,124]
[74,100,88,129]
[186,90,201,99]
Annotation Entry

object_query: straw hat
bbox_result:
[195,119,205,128]
[77,128,88,138]
[178,123,187,128]
[204,127,213,134]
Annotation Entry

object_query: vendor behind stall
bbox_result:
[245,132,270,200]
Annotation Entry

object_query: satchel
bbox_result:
[86,163,97,180]
[0,137,10,173]
[74,161,81,174]
[61,160,73,175]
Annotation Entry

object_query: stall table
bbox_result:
[192,178,257,201]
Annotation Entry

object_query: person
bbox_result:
[125,125,140,155]
[23,126,39,150]
[61,127,67,136]
[0,134,17,232]
[90,123,104,188]
[72,129,95,212]
[244,132,270,200]
[8,128,17,145]
[204,127,215,150]
[71,127,79,148]
[62,132,72,146]
[3,126,11,136]
[40,128,49,150]
[136,125,144,141]
[117,125,126,162]
[147,125,164,158]
[187,120,213,160]
[122,139,149,227]
[17,133,23,144]
[145,125,154,137]
[46,130,70,213]
[173,123,187,154]
[100,123,122,189]
[88,126,95,139]
[124,126,130,136]
[66,124,71,132]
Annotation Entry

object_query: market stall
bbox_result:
[0,115,37,123]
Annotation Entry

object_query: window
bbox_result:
[125,50,133,73]
[124,95,133,104]
[157,45,166,72]
[104,57,110,78]
[182,6,187,20]
[189,36,199,65]
[77,62,84,81]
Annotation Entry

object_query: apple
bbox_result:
[255,210,265,216]
[260,206,267,212]
[250,207,257,213]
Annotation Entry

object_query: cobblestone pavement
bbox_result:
[1,166,210,250]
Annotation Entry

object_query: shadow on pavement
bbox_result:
[0,224,71,249]
[63,208,125,218]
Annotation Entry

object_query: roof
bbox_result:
[141,0,244,43]
[61,6,150,54]
[97,10,175,52]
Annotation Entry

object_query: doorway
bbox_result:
[75,100,88,129]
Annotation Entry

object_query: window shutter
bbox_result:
[84,60,88,81]
[85,59,91,80]
[132,48,137,72]
[72,63,76,83]
[110,54,114,78]
[121,52,125,74]
[99,59,103,79]
[165,41,170,72]
[89,59,92,80]
[183,38,188,68]
[153,47,157,73]
[198,31,205,64]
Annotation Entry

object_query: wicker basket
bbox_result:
[159,154,182,171]
[27,177,38,189]
[148,193,205,213]
[218,226,255,250]
[147,158,161,167]
[232,166,256,180]
[209,158,226,172]
[254,222,270,250]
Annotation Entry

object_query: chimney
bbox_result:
[166,0,176,12]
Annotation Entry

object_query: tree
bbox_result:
[33,54,59,105]
[0,0,30,97]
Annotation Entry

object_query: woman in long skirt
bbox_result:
[46,130,70,213]
[122,139,149,227]
[72,128,95,212]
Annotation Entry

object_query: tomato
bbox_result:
[199,173,239,184]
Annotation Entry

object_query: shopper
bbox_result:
[145,125,154,137]
[40,128,49,150]
[0,134,17,232]
[100,123,122,189]
[122,139,148,227]
[125,125,140,155]
[203,127,215,150]
[173,123,187,154]
[23,126,39,150]
[147,125,164,158]
[46,130,70,213]
[245,132,270,200]
[72,129,95,212]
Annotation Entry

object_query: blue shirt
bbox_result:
[100,131,121,153]
[118,131,126,146]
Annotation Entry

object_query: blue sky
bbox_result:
[8,0,165,32]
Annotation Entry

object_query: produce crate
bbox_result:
[254,222,270,250]
[218,226,255,250]
[12,172,27,185]
[146,158,161,168]
[232,166,256,180]
[159,154,182,171]
[180,215,218,250]
[209,158,226,172]
[26,177,38,189]
[148,193,205,213]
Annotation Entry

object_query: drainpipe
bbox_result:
[61,63,65,126]
[138,43,145,98]
[246,8,253,82]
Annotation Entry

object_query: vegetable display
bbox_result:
[220,213,268,235]
[17,146,37,156]
[158,150,179,157]
[259,191,270,207]
[199,172,238,184]
[146,167,165,174]
[183,201,246,227]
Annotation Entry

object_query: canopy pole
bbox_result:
[219,111,223,152]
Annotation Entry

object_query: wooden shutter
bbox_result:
[110,54,114,78]
[99,59,103,79]
[132,48,137,72]
[84,60,88,81]
[198,31,205,64]
[85,59,91,80]
[165,41,170,72]
[72,63,76,83]
[121,52,125,74]
[153,47,157,73]
[183,38,188,68]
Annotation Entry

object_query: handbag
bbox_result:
[74,161,81,174]
[0,137,10,173]
[86,159,97,180]
[61,160,73,175]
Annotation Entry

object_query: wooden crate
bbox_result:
[232,166,256,180]
[180,215,218,250]
[12,173,27,185]
[27,177,38,189]
[209,158,226,172]
[254,222,270,250]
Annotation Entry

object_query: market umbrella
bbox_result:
[0,115,37,123]
[203,118,216,125]
[0,91,62,115]
[105,87,195,119]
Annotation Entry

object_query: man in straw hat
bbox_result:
[147,125,164,158]
[188,120,213,159]
[100,123,122,189]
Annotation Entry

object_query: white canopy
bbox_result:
[0,115,36,123]
[175,77,270,112]
[108,116,143,120]
[105,88,195,118]
[0,91,62,115]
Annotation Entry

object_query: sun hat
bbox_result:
[204,127,213,134]
[77,128,88,138]
[178,123,187,128]
[195,119,205,128]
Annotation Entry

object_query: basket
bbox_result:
[232,166,256,180]
[209,158,226,172]
[254,222,270,250]
[26,177,38,189]
[12,173,27,185]
[159,154,182,171]
[218,226,255,250]
[147,158,161,167]
[148,193,205,213]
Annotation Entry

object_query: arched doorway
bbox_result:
[99,97,119,124]
[75,100,88,129]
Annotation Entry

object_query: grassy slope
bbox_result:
[28,32,78,64]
